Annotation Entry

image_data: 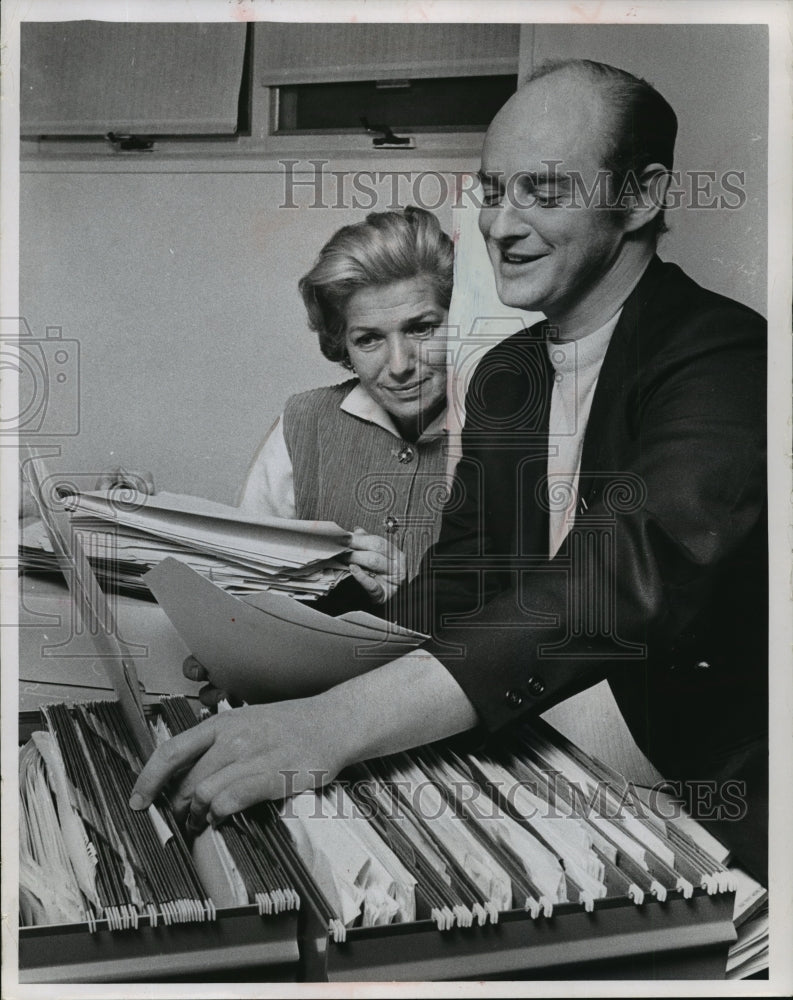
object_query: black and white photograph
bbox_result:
[2,0,791,995]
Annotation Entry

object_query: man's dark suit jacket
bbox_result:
[396,255,768,880]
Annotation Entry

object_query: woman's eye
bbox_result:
[353,333,381,348]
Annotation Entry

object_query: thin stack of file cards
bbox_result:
[145,557,428,701]
[19,696,300,930]
[278,786,418,941]
[20,488,352,599]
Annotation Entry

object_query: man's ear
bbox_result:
[618,163,672,233]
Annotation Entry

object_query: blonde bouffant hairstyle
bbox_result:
[298,206,454,370]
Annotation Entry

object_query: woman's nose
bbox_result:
[387,336,416,378]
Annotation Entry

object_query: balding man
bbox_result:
[401,59,767,880]
[132,60,767,883]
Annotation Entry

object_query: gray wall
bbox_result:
[531,23,767,315]
[20,23,767,504]
[20,168,462,500]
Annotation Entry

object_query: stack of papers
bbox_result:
[19,735,98,929]
[727,869,768,979]
[20,489,352,600]
[145,557,427,702]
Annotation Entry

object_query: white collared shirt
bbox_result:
[546,310,622,557]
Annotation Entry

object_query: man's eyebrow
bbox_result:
[477,169,571,187]
[527,171,570,187]
[476,169,501,187]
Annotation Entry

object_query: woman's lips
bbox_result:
[386,381,424,393]
[382,378,432,398]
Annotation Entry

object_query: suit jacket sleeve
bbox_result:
[410,263,767,733]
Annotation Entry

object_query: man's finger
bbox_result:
[199,683,227,708]
[129,720,217,810]
[179,758,287,830]
[208,770,310,826]
[184,767,239,829]
[183,655,209,681]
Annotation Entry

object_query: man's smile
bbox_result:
[498,249,549,266]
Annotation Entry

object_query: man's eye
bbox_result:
[409,323,437,338]
[481,190,502,208]
[534,191,562,208]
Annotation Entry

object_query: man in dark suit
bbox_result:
[132,59,767,882]
[399,58,768,880]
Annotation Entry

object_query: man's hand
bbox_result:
[129,696,345,830]
[182,654,232,709]
[346,527,407,603]
[130,651,478,832]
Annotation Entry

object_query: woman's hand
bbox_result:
[129,696,346,830]
[182,655,232,709]
[346,527,407,604]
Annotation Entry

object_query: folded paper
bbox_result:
[145,558,426,702]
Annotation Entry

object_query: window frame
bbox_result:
[20,23,533,168]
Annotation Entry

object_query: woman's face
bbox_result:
[344,276,449,440]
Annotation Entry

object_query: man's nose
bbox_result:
[387,335,417,379]
[483,198,531,243]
